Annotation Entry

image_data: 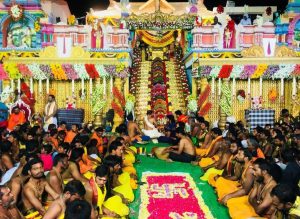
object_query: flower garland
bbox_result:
[104,65,116,76]
[67,15,76,26]
[292,64,300,76]
[230,65,243,78]
[62,64,78,80]
[125,94,135,115]
[74,64,90,79]
[251,64,268,79]
[3,63,22,79]
[273,64,295,79]
[85,64,99,79]
[28,64,47,80]
[240,65,257,79]
[111,101,124,118]
[34,20,41,32]
[220,83,232,116]
[91,85,106,115]
[50,64,68,80]
[0,64,9,80]
[218,65,233,78]
[199,66,212,78]
[210,66,222,78]
[17,64,33,78]
[95,64,110,78]
[198,85,212,117]
[112,87,126,107]
[263,65,279,79]
[187,95,198,113]
[39,64,53,79]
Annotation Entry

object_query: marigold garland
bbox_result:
[251,64,268,79]
[198,102,212,117]
[50,64,67,80]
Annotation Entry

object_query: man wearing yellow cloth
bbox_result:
[207,141,241,187]
[102,195,129,219]
[43,180,86,219]
[85,165,109,217]
[227,159,277,219]
[216,148,255,205]
[200,140,235,181]
[195,128,223,164]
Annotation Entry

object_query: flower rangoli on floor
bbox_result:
[139,172,214,219]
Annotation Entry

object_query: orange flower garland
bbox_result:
[251,64,268,79]
[50,64,68,80]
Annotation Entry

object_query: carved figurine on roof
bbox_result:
[0,0,44,48]
[91,21,103,49]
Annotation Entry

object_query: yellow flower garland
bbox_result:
[251,64,268,79]
[3,63,22,79]
[50,64,67,80]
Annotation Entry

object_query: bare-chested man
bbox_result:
[46,153,69,199]
[43,180,86,219]
[164,127,196,163]
[0,185,22,219]
[127,113,143,142]
[142,110,163,139]
[22,158,59,216]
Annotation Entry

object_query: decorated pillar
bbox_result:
[198,78,209,120]
[292,79,300,117]
[219,78,232,130]
[94,78,103,127]
[112,77,125,131]
[192,78,197,97]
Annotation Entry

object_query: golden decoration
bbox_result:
[241,46,264,58]
[275,45,297,57]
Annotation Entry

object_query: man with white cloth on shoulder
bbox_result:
[142,110,164,139]
[44,95,58,131]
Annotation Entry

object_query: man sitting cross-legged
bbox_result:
[21,158,59,217]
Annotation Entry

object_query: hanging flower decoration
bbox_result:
[125,94,135,115]
[39,64,53,79]
[111,101,125,118]
[0,64,9,80]
[74,64,89,79]
[199,66,212,78]
[217,5,224,14]
[187,95,198,113]
[95,64,110,78]
[251,64,268,79]
[197,85,212,117]
[62,64,78,80]
[263,65,279,79]
[292,64,300,76]
[17,64,33,78]
[240,65,257,79]
[237,89,246,104]
[220,83,232,116]
[266,7,272,16]
[50,64,68,80]
[218,65,233,78]
[104,65,116,76]
[34,20,41,32]
[3,63,22,79]
[268,88,277,102]
[112,87,126,107]
[27,64,47,80]
[210,66,222,78]
[230,65,243,78]
[87,64,100,79]
[273,64,295,79]
[91,85,106,115]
